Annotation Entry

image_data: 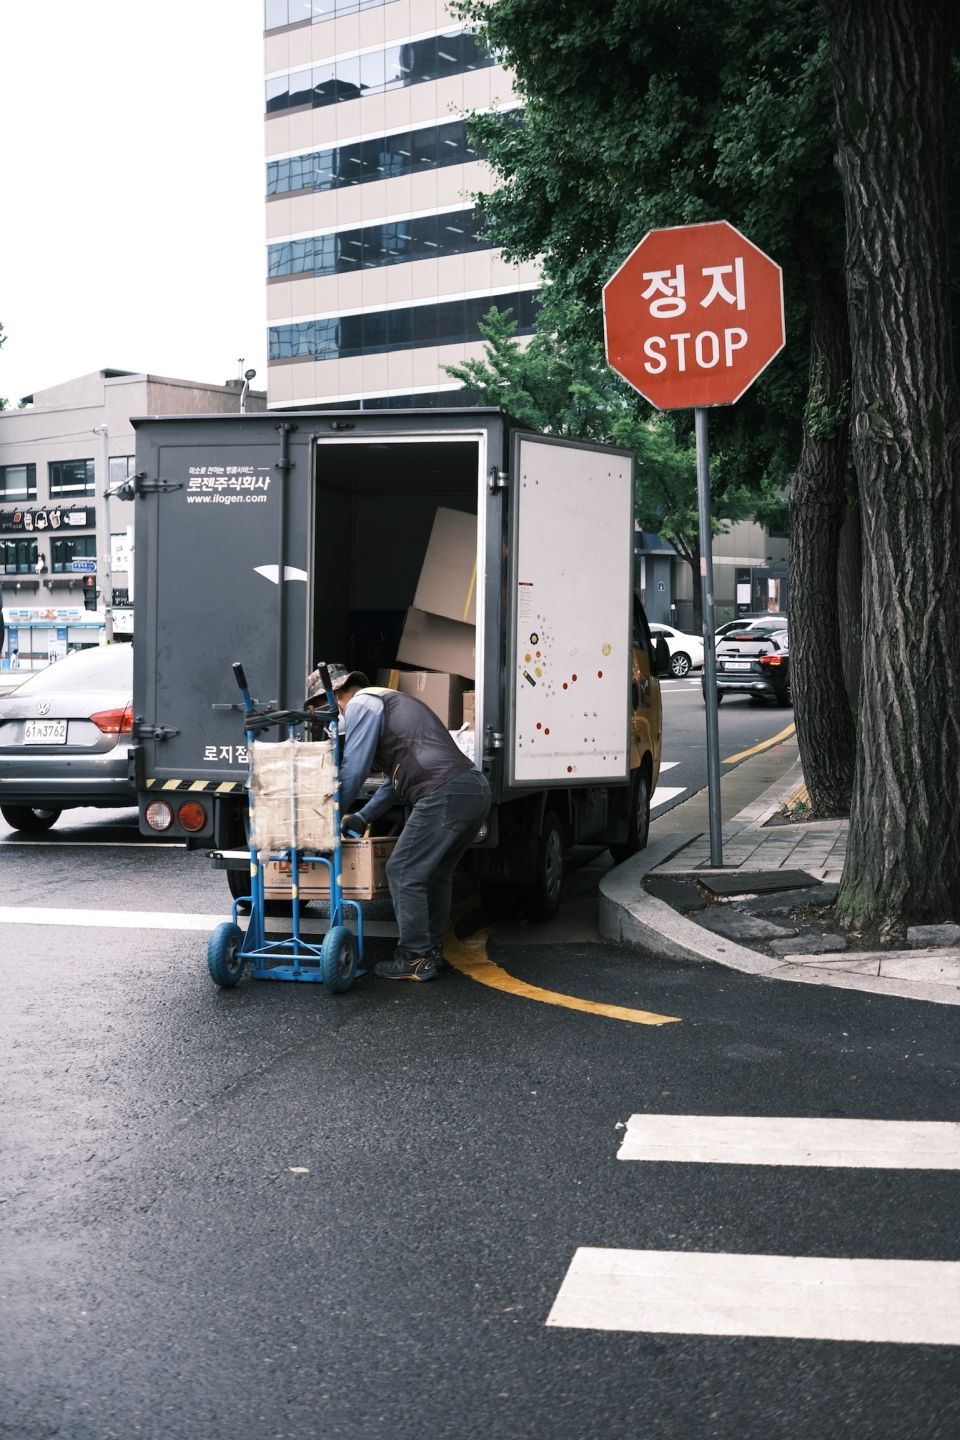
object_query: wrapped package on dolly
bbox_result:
[250,737,337,854]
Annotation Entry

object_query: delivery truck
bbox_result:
[128,408,666,919]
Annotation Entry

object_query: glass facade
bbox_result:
[266,31,493,114]
[268,209,490,280]
[265,0,393,30]
[269,289,539,361]
[2,538,39,574]
[0,464,37,501]
[267,118,485,198]
[52,533,96,573]
[49,459,95,498]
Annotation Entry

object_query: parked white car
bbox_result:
[648,624,705,678]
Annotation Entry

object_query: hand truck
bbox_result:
[206,662,365,992]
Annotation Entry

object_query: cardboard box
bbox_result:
[263,836,397,902]
[462,690,475,727]
[376,668,467,727]
[396,607,476,680]
[414,507,478,625]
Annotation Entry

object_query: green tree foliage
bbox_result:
[455,0,838,487]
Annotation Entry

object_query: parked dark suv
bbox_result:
[706,619,791,706]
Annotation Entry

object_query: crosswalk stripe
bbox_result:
[650,786,684,810]
[658,761,680,773]
[546,1248,960,1344]
[617,1114,960,1169]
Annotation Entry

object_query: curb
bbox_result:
[599,756,960,1008]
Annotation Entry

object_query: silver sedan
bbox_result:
[0,644,136,832]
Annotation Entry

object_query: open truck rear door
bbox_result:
[505,433,634,790]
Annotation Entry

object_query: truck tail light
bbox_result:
[145,800,174,831]
[91,703,134,734]
[178,800,208,833]
[759,654,783,667]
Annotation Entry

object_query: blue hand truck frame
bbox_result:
[206,661,365,992]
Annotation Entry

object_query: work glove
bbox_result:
[341,812,369,839]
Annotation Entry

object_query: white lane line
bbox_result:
[0,905,398,937]
[617,1114,960,1170]
[650,786,684,811]
[658,761,680,773]
[546,1249,960,1344]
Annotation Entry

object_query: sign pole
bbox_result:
[695,407,723,866]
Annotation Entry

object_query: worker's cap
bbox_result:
[306,663,368,703]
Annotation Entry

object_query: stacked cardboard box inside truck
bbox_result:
[382,507,477,728]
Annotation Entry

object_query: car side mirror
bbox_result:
[654,636,672,677]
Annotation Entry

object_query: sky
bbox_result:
[0,0,267,405]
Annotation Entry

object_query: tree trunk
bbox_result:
[836,489,862,714]
[821,0,960,925]
[788,248,856,816]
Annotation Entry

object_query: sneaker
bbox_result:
[374,953,441,982]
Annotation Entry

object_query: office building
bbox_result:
[263,0,539,409]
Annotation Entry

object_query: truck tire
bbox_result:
[609,767,651,864]
[521,810,565,922]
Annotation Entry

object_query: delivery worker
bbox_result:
[306,664,490,982]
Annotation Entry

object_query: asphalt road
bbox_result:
[653,674,795,818]
[3,802,959,1440]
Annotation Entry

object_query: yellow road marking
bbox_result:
[444,919,680,1027]
[723,721,795,766]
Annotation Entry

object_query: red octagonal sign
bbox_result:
[603,220,785,409]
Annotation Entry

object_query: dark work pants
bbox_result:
[386,769,492,958]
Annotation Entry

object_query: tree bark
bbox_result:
[836,490,862,713]
[789,246,856,816]
[821,0,960,925]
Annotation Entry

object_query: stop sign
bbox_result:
[603,220,784,409]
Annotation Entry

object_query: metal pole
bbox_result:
[695,407,723,866]
[93,425,114,643]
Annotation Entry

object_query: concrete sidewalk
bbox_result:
[600,733,960,1008]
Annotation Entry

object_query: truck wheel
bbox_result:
[609,768,651,864]
[521,811,565,922]
[207,922,246,989]
[479,881,522,921]
[1,805,61,833]
[226,865,252,912]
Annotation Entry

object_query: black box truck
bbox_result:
[128,408,665,918]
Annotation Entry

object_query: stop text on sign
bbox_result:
[603,221,785,409]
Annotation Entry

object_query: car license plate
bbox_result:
[723,661,753,671]
[23,719,67,744]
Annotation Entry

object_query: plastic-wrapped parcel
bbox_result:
[250,739,337,854]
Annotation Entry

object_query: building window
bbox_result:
[2,538,38,574]
[0,464,37,501]
[269,289,539,362]
[265,30,495,114]
[49,459,95,498]
[268,208,490,280]
[109,456,135,489]
[267,118,488,198]
[52,533,96,574]
[265,0,393,30]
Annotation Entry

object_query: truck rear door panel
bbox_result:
[505,434,633,789]
[134,433,305,786]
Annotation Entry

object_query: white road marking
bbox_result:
[658,761,680,773]
[0,905,398,937]
[618,1114,960,1170]
[650,786,684,811]
[546,1248,960,1344]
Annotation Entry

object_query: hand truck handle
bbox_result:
[232,662,248,692]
